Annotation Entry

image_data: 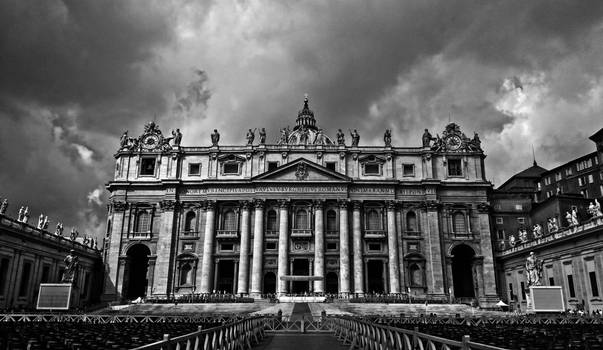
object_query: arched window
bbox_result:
[180,263,192,285]
[410,264,422,286]
[453,212,466,233]
[295,209,309,229]
[267,210,277,231]
[184,211,196,232]
[136,211,150,232]
[223,210,237,231]
[406,211,417,232]
[367,209,381,230]
[326,210,337,231]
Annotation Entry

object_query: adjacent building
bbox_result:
[104,96,499,305]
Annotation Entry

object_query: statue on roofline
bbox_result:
[336,129,345,146]
[384,129,392,147]
[211,129,220,146]
[0,198,8,215]
[246,128,256,145]
[259,128,266,144]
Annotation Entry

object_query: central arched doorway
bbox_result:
[451,244,476,298]
[291,259,310,294]
[366,260,385,293]
[124,244,150,299]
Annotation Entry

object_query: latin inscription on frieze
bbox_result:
[349,187,394,194]
[255,185,347,193]
[398,189,424,196]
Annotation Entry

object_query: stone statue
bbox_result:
[350,129,360,147]
[422,129,434,147]
[518,228,528,243]
[211,129,220,146]
[595,199,602,217]
[384,129,392,147]
[259,128,266,144]
[70,228,79,241]
[314,128,324,144]
[566,211,574,227]
[55,222,64,236]
[571,208,579,226]
[17,206,24,222]
[336,129,345,145]
[246,128,256,145]
[525,252,543,287]
[120,130,129,148]
[549,217,558,232]
[22,207,30,224]
[280,127,289,144]
[172,129,182,146]
[37,214,45,229]
[532,224,543,238]
[300,127,309,144]
[508,234,516,247]
[93,239,99,250]
[61,250,79,283]
[83,236,90,246]
[0,198,7,215]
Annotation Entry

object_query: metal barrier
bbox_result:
[131,315,265,350]
[330,316,509,350]
[0,313,241,324]
[262,315,331,333]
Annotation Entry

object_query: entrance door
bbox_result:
[124,244,150,299]
[451,244,476,298]
[325,272,338,294]
[216,260,235,293]
[263,272,276,294]
[366,260,385,293]
[291,259,309,294]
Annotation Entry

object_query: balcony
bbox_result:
[363,230,386,239]
[216,230,239,240]
[266,230,279,236]
[180,230,199,239]
[290,229,313,238]
[326,230,339,237]
[129,232,152,240]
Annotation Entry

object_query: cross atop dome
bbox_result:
[295,93,317,130]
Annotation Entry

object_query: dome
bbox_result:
[287,127,334,145]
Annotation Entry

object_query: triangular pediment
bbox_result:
[253,158,351,182]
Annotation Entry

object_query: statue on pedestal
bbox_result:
[61,250,79,283]
[532,224,543,238]
[566,211,574,227]
[37,214,45,229]
[211,129,220,146]
[55,222,64,236]
[518,228,528,243]
[246,128,256,145]
[70,228,79,241]
[336,129,345,146]
[259,128,266,144]
[384,129,392,147]
[17,206,24,222]
[525,252,543,287]
[350,129,360,147]
[0,198,7,215]
[172,129,182,147]
[571,208,579,226]
[120,130,129,149]
[22,207,30,224]
[280,127,289,144]
[508,235,516,247]
[588,200,602,217]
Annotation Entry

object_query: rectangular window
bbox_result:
[220,243,234,251]
[448,159,462,176]
[600,185,603,196]
[509,283,514,300]
[520,282,526,300]
[267,161,279,172]
[266,242,277,250]
[140,158,156,176]
[223,163,239,174]
[183,243,194,251]
[567,275,576,298]
[188,163,201,176]
[407,242,419,251]
[555,173,562,181]
[517,217,525,224]
[19,261,32,297]
[496,229,504,240]
[325,162,337,172]
[368,243,381,251]
[326,242,337,250]
[578,177,584,186]
[565,168,573,176]
[0,258,9,295]
[581,189,588,198]
[537,182,542,190]
[589,271,599,297]
[402,164,415,177]
[588,174,594,183]
[549,277,555,286]
[364,163,381,175]
[495,217,503,225]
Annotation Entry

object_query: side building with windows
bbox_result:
[104,96,499,305]
[0,207,103,310]
[494,127,603,312]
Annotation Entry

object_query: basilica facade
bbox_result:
[104,97,498,305]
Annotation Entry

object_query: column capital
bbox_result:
[204,200,216,211]
[313,199,325,210]
[239,200,251,210]
[278,199,290,209]
[351,200,362,211]
[385,200,397,211]
[476,202,491,213]
[159,200,178,211]
[111,201,128,212]
[421,200,441,211]
[338,199,350,210]
[254,199,265,209]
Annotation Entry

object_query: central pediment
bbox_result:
[252,158,351,182]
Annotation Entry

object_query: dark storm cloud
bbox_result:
[173,69,211,117]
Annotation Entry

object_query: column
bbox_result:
[250,199,265,296]
[237,201,251,295]
[477,204,498,300]
[425,201,445,296]
[313,200,325,293]
[352,201,364,295]
[277,200,289,295]
[154,200,177,296]
[386,201,400,293]
[105,202,127,299]
[199,201,216,293]
[339,200,351,295]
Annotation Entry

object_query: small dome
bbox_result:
[295,94,317,130]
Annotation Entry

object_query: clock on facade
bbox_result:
[445,135,462,151]
[142,134,160,150]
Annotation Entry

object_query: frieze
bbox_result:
[349,187,394,194]
[256,185,347,193]
[397,189,424,196]
[160,200,178,211]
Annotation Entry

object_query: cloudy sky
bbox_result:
[1,0,603,240]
